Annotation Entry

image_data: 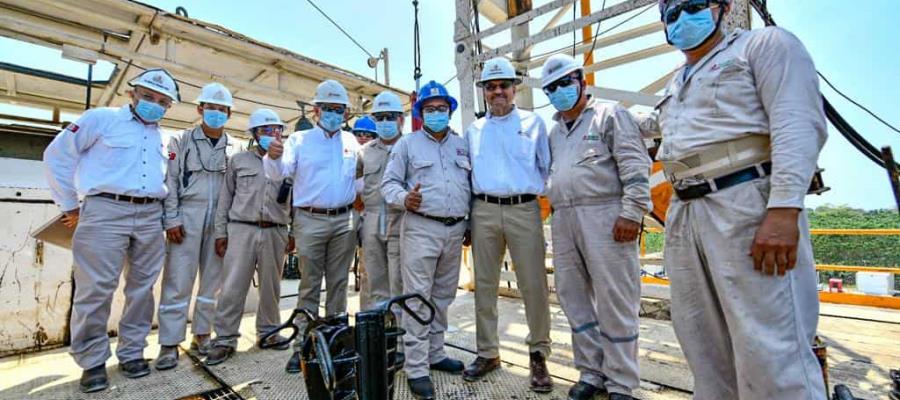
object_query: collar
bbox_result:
[552,97,597,134]
[116,104,138,122]
[487,105,518,121]
[682,28,744,83]
[191,125,228,150]
[420,128,453,144]
[315,123,342,139]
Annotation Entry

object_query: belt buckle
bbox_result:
[442,217,454,226]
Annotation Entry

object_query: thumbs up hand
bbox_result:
[267,137,284,160]
[405,183,422,211]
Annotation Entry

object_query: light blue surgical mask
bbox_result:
[319,111,344,133]
[423,111,450,132]
[376,120,400,140]
[134,99,165,123]
[666,7,716,51]
[202,109,228,129]
[257,135,274,151]
[548,84,580,112]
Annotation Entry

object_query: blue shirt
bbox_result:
[264,125,360,208]
[465,107,550,196]
[43,105,168,211]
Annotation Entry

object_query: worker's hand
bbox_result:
[612,217,641,242]
[166,225,185,244]
[750,208,800,276]
[267,137,284,160]
[286,236,296,253]
[354,195,365,212]
[404,183,422,211]
[215,238,228,258]
[61,208,80,228]
[463,229,472,247]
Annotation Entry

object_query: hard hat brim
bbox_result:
[475,77,523,87]
[130,82,179,103]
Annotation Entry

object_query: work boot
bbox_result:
[285,351,302,374]
[529,352,553,393]
[462,356,501,382]
[429,357,464,374]
[205,345,234,366]
[258,334,291,350]
[407,376,435,400]
[119,359,151,379]
[567,380,606,400]
[154,345,178,371]
[190,334,211,356]
[608,394,635,400]
[79,364,108,393]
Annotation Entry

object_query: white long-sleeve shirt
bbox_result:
[465,107,550,196]
[656,27,827,209]
[43,105,168,211]
[263,125,360,208]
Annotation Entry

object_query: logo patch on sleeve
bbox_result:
[67,124,80,133]
[168,151,177,160]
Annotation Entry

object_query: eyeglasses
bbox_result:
[354,131,377,138]
[664,0,713,24]
[320,104,347,114]
[542,75,578,94]
[483,81,514,91]
[256,125,284,135]
[422,105,450,114]
[372,113,401,122]
[136,88,172,108]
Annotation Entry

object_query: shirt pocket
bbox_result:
[575,146,609,168]
[236,169,258,194]
[99,133,136,166]
[341,153,357,179]
[711,61,757,118]
[410,159,434,188]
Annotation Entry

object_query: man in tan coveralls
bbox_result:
[540,54,651,400]
[202,109,294,365]
[155,83,233,370]
[382,80,470,400]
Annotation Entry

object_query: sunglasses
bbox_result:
[542,75,579,94]
[483,81,514,91]
[373,113,401,122]
[422,105,450,114]
[354,131,377,138]
[320,104,347,114]
[256,125,283,135]
[664,0,713,24]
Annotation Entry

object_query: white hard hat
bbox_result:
[129,68,180,102]
[478,57,521,86]
[195,82,233,107]
[313,79,350,106]
[540,54,583,88]
[371,91,404,114]
[248,108,285,130]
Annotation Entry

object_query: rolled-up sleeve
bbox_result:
[610,106,652,223]
[43,111,101,211]
[748,27,827,209]
[381,137,410,209]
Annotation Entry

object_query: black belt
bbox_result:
[675,162,772,201]
[93,192,159,204]
[231,220,286,228]
[298,204,353,216]
[475,193,537,205]
[410,211,466,226]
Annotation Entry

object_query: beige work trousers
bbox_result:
[666,177,826,400]
[70,196,165,369]
[471,199,551,359]
[212,222,288,348]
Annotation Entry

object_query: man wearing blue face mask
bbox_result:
[43,68,179,392]
[655,1,828,399]
[381,80,471,400]
[540,54,651,400]
[155,82,233,370]
[263,79,362,373]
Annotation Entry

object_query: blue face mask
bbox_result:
[257,135,274,151]
[134,99,166,123]
[666,7,716,50]
[203,109,228,129]
[376,120,400,140]
[423,111,450,132]
[319,110,344,133]
[548,84,580,112]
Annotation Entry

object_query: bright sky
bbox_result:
[0,0,897,210]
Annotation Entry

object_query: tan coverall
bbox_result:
[210,149,292,348]
[357,139,404,310]
[548,98,651,396]
[158,126,229,345]
[656,27,827,400]
[382,129,471,379]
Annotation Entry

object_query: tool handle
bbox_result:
[382,293,436,326]
[258,308,318,349]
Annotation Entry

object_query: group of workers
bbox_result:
[42,0,828,398]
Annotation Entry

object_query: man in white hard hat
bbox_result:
[540,54,651,400]
[357,92,405,313]
[382,80,469,400]
[155,82,233,370]
[264,79,361,373]
[461,57,553,392]
[204,109,295,365]
[43,68,179,392]
[653,1,827,398]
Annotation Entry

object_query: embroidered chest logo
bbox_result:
[456,148,467,156]
[710,59,736,72]
[583,132,600,141]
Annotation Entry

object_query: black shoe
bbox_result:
[154,345,178,371]
[429,357,464,374]
[80,364,108,393]
[567,381,607,400]
[119,359,151,379]
[285,351,301,374]
[205,346,234,366]
[392,351,406,366]
[609,394,636,400]
[259,334,291,350]
[407,376,435,400]
[463,356,501,382]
